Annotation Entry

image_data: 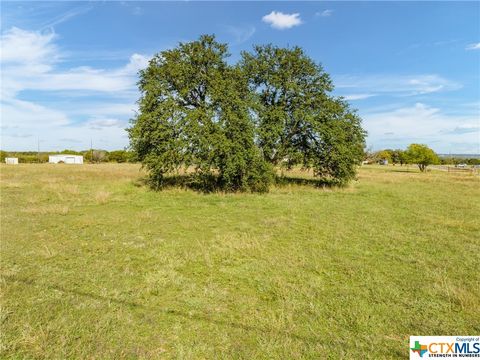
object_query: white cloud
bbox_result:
[1,27,149,98]
[0,27,148,150]
[342,93,376,101]
[87,117,126,130]
[466,42,480,50]
[362,103,480,153]
[1,107,129,150]
[1,97,69,128]
[69,103,138,117]
[335,74,461,96]
[262,11,302,30]
[122,53,150,74]
[316,10,333,17]
[3,55,149,97]
[0,27,59,66]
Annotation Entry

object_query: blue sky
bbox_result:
[1,1,479,153]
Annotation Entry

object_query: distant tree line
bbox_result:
[438,157,480,166]
[0,150,135,163]
[365,144,480,172]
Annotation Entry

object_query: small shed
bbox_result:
[49,155,83,164]
[5,157,18,165]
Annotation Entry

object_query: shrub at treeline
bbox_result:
[0,150,134,163]
[128,35,366,192]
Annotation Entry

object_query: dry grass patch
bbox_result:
[94,190,111,205]
[23,204,69,216]
[213,232,263,252]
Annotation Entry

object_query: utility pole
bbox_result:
[90,139,93,164]
[37,138,40,163]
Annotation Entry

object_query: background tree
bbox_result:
[241,45,365,184]
[405,144,439,172]
[393,149,407,166]
[0,150,8,162]
[129,35,272,192]
[108,150,132,163]
[377,150,392,163]
[363,146,380,164]
[389,150,401,165]
[84,150,109,163]
[60,149,82,155]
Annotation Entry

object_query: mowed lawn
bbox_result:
[1,164,479,359]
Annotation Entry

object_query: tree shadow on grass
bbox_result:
[133,173,342,192]
[388,167,417,173]
[7,275,324,345]
[274,175,342,188]
[133,174,223,193]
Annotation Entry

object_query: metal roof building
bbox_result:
[48,155,83,164]
[5,158,18,165]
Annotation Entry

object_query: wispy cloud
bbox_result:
[39,5,93,29]
[226,25,255,44]
[466,42,480,50]
[262,11,302,30]
[1,27,149,98]
[120,2,143,16]
[0,27,149,150]
[335,74,461,96]
[132,7,143,16]
[87,117,126,130]
[6,133,33,138]
[1,97,70,127]
[1,27,60,65]
[440,125,480,135]
[0,2,93,31]
[316,10,333,17]
[362,103,480,153]
[60,138,83,144]
[342,93,376,101]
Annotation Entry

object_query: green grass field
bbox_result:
[1,164,479,359]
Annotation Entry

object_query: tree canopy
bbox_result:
[405,144,439,172]
[241,45,365,182]
[129,35,366,192]
[374,149,407,165]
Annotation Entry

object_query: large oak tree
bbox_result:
[129,35,366,192]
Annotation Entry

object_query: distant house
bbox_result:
[49,155,83,164]
[5,157,18,165]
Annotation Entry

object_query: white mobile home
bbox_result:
[5,157,18,165]
[49,155,83,164]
